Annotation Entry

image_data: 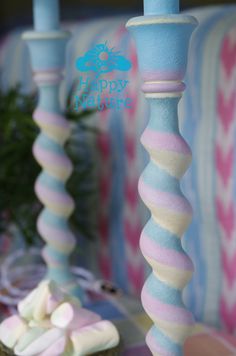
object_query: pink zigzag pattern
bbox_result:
[96,25,129,281]
[216,27,236,333]
[96,26,145,290]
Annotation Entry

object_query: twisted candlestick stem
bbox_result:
[22,0,84,299]
[33,74,75,289]
[139,95,194,355]
[127,1,198,354]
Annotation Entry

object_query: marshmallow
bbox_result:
[51,302,101,329]
[0,315,28,349]
[0,280,119,356]
[14,327,64,356]
[71,320,119,355]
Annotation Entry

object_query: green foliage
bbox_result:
[0,86,98,246]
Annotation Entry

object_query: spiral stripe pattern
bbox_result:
[137,95,194,355]
[32,83,77,289]
[127,5,197,352]
[22,2,84,300]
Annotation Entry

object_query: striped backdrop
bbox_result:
[1,6,236,331]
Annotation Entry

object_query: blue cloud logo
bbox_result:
[76,42,132,77]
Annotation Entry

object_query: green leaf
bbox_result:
[0,84,99,247]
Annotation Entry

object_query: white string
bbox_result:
[0,248,120,307]
[0,249,144,334]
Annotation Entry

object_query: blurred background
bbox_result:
[1,0,236,349]
[0,0,236,35]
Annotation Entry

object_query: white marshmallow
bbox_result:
[51,302,101,329]
[0,315,28,349]
[71,320,120,355]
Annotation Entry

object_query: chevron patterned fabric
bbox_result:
[216,25,236,333]
[180,5,236,330]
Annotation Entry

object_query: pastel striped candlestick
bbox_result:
[126,1,197,355]
[22,0,84,300]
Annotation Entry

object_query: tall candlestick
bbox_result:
[22,0,84,300]
[127,1,197,355]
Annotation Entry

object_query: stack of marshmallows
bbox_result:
[0,280,120,356]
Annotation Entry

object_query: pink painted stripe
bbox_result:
[35,181,74,209]
[33,144,72,173]
[34,71,63,85]
[33,109,70,131]
[37,218,75,251]
[142,81,186,93]
[139,179,192,215]
[140,232,193,271]
[146,332,173,356]
[141,287,193,325]
[141,129,191,155]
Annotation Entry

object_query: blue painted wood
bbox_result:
[126,1,197,355]
[22,0,84,301]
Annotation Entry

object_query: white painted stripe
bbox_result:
[126,15,198,27]
[145,92,182,99]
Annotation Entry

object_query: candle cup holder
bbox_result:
[127,1,198,355]
[22,0,84,301]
